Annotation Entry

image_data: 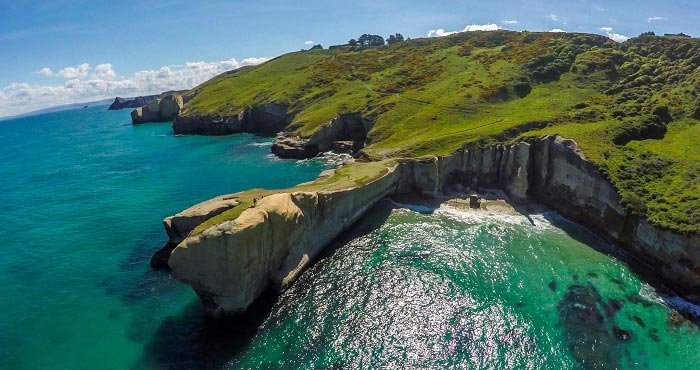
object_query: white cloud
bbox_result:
[427,23,501,37]
[93,63,116,80]
[648,16,665,22]
[501,20,518,25]
[57,63,90,79]
[548,28,566,33]
[548,14,560,22]
[0,57,268,118]
[36,67,54,77]
[600,27,629,42]
[304,40,315,45]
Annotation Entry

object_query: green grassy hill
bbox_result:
[182,30,700,234]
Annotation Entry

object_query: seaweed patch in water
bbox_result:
[557,283,631,369]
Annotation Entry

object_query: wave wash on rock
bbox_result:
[162,135,699,317]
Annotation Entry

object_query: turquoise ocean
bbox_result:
[0,105,698,369]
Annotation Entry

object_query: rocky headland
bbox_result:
[155,135,700,317]
[131,94,185,124]
[108,95,159,110]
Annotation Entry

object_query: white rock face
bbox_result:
[163,194,241,245]
[163,135,700,316]
[168,165,401,316]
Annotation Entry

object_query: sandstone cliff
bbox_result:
[131,94,184,124]
[108,95,159,110]
[160,135,699,316]
[271,113,373,159]
[172,103,290,136]
[168,164,401,316]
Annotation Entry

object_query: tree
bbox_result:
[358,34,385,47]
[311,44,323,50]
[639,31,656,37]
[348,38,358,46]
[387,33,405,44]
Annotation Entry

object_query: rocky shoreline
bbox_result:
[155,135,699,317]
[131,97,374,159]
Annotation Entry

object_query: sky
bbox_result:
[0,0,698,118]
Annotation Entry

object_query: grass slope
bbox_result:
[183,31,700,234]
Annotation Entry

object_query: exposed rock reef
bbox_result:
[108,95,159,110]
[131,94,184,124]
[158,135,699,317]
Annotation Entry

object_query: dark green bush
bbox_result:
[692,102,700,119]
[652,105,672,123]
[513,82,532,98]
[612,115,667,145]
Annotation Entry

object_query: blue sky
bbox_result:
[0,0,698,117]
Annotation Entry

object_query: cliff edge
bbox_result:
[161,135,699,317]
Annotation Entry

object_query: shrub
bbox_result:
[612,115,667,145]
[513,82,532,98]
[692,101,700,119]
[652,105,672,123]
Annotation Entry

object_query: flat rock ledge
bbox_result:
[157,135,700,317]
[150,194,240,268]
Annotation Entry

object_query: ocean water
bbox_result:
[0,106,698,369]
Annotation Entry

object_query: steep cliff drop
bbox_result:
[131,94,184,124]
[108,95,159,110]
[161,135,699,317]
[168,164,401,317]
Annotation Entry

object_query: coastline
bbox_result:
[158,135,700,317]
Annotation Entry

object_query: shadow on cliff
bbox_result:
[134,201,394,370]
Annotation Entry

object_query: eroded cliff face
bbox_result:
[131,94,184,124]
[168,164,402,316]
[150,194,241,268]
[272,113,373,159]
[162,135,699,316]
[173,103,291,136]
[108,95,159,110]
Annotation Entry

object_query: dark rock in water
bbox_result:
[516,301,525,308]
[469,195,481,209]
[610,277,626,290]
[626,294,652,307]
[632,315,646,328]
[648,329,660,342]
[587,272,599,278]
[271,136,312,159]
[548,280,557,291]
[613,326,632,341]
[607,298,623,313]
[108,95,159,110]
[667,310,686,328]
[573,274,579,281]
[557,284,626,369]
